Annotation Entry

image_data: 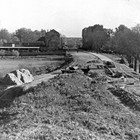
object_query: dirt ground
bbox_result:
[0,56,64,77]
[0,52,140,139]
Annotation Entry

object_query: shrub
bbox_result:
[12,50,20,57]
[88,71,99,78]
[0,50,6,57]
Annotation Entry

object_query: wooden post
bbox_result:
[139,60,140,73]
[134,57,137,72]
[131,56,134,68]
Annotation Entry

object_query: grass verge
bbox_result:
[0,72,140,139]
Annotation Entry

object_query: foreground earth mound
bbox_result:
[0,72,140,139]
[3,69,34,85]
[1,51,140,139]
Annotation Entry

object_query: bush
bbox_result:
[12,50,20,57]
[88,71,99,78]
[0,50,6,57]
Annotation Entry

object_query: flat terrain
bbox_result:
[0,56,64,77]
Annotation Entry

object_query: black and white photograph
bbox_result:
[0,0,140,139]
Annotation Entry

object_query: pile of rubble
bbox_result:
[3,69,34,86]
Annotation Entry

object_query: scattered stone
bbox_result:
[61,69,76,74]
[104,61,115,68]
[3,73,23,85]
[68,66,76,70]
[112,71,123,78]
[80,65,90,75]
[61,65,79,74]
[3,69,34,85]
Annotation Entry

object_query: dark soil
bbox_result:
[29,55,73,76]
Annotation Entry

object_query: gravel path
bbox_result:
[90,52,113,62]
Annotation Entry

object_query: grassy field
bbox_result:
[0,56,65,77]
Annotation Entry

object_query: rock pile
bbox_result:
[3,69,34,85]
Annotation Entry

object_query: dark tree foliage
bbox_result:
[82,24,140,72]
[15,28,46,43]
[105,24,140,71]
[0,29,11,42]
[82,24,110,52]
[109,25,140,57]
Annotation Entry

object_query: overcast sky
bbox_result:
[0,0,140,37]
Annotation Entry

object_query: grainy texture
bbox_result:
[0,52,140,140]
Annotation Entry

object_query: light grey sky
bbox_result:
[0,0,140,37]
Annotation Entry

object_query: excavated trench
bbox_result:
[27,56,74,76]
[109,87,140,111]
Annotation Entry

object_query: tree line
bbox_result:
[82,24,140,72]
[0,28,46,45]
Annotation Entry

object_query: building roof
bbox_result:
[0,47,40,49]
[50,29,60,35]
